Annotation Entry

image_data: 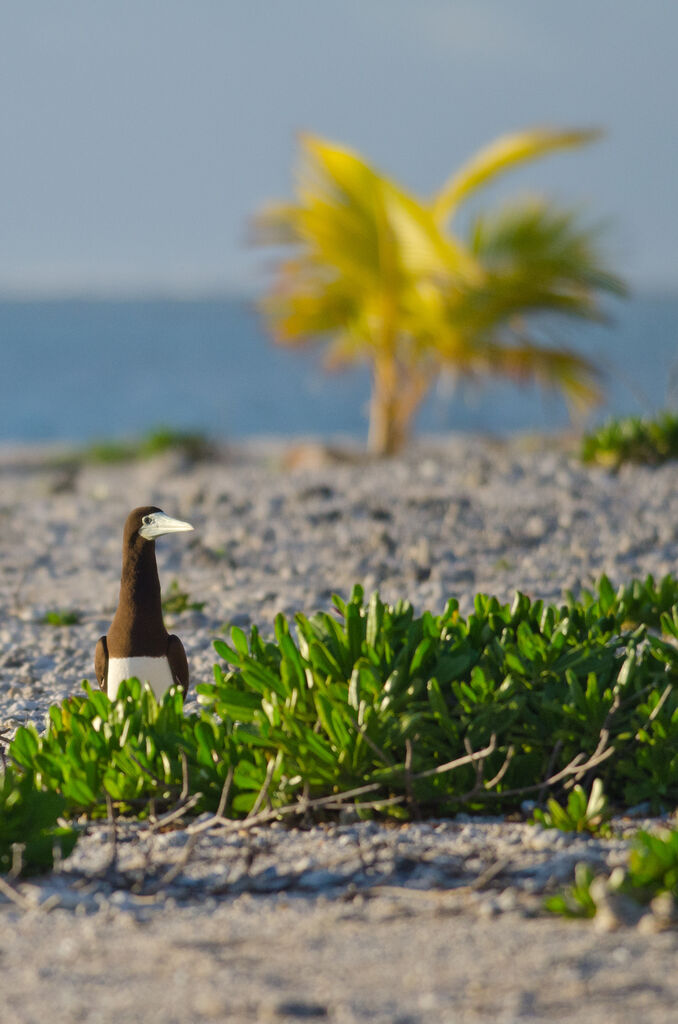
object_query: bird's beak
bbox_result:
[139,511,194,540]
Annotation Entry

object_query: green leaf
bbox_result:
[9,727,40,767]
[302,730,337,767]
[346,602,364,663]
[230,627,250,656]
[366,592,383,650]
[213,639,241,665]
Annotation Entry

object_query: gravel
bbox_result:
[1,435,678,1022]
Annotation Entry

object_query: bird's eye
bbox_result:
[142,515,152,525]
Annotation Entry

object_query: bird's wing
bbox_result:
[167,635,189,696]
[94,636,109,692]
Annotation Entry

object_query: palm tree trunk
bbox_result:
[368,354,430,457]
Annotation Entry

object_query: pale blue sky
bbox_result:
[1,1,675,295]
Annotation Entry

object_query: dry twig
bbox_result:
[187,736,498,835]
[634,682,673,739]
[0,874,33,911]
[215,765,234,820]
[248,757,277,819]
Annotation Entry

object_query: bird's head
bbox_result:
[124,506,194,546]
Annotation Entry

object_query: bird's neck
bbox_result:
[109,541,168,656]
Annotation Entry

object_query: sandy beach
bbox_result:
[2,435,678,1023]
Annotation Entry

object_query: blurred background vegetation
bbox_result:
[255,128,625,455]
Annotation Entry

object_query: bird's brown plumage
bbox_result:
[95,506,190,697]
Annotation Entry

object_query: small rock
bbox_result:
[590,877,644,931]
[476,897,500,918]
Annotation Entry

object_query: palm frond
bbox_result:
[285,136,481,290]
[492,340,602,412]
[250,202,305,247]
[469,199,626,299]
[433,127,601,225]
[297,136,400,291]
[260,259,360,344]
[434,330,602,412]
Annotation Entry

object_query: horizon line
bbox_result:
[0,285,263,303]
[0,283,676,303]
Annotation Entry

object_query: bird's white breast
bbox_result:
[107,656,174,701]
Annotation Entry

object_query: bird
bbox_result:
[95,506,194,701]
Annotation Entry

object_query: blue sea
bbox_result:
[1,295,677,444]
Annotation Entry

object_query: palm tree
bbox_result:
[253,129,625,456]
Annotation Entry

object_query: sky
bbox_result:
[1,1,676,296]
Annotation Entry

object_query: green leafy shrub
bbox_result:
[545,863,598,918]
[532,778,611,837]
[547,827,678,920]
[162,581,206,615]
[569,572,678,631]
[581,412,678,468]
[84,427,213,464]
[41,610,81,626]
[0,766,77,876]
[6,573,678,882]
[627,828,678,899]
[199,576,678,815]
[10,681,236,818]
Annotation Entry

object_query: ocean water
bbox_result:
[1,295,677,444]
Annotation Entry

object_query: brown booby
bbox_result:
[95,506,194,701]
